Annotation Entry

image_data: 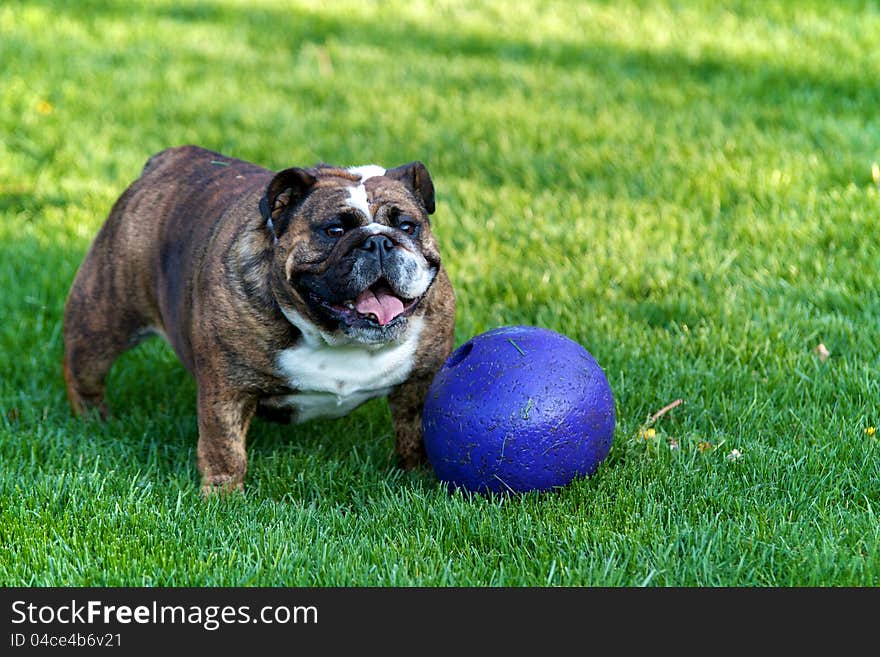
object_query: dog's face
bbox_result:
[264,162,441,345]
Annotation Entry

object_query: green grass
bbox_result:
[2,0,879,586]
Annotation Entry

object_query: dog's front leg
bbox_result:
[196,382,257,495]
[388,374,434,470]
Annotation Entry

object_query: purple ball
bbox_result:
[422,325,615,494]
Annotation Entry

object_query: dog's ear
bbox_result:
[385,161,435,215]
[261,167,317,238]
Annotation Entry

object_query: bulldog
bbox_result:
[62,145,455,494]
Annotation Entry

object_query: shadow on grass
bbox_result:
[9,1,877,207]
[30,0,879,120]
[0,189,69,216]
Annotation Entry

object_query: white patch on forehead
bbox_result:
[345,183,372,219]
[347,164,386,181]
[345,164,387,221]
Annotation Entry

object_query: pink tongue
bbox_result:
[355,287,405,326]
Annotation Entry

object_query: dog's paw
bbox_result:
[200,477,245,498]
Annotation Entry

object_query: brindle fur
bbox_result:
[63,145,454,494]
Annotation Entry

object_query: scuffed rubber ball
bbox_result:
[422,325,615,494]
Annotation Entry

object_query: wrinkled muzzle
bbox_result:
[296,231,436,332]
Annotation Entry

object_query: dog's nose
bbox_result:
[358,234,395,257]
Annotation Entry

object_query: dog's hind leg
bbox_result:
[62,193,158,417]
[62,276,155,418]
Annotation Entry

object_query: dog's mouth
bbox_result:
[310,281,422,328]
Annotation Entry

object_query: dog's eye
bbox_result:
[398,220,417,235]
[324,225,345,238]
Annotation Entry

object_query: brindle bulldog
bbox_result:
[63,145,455,494]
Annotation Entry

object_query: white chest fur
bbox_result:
[272,317,423,422]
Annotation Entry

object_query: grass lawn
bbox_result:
[1,0,879,586]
